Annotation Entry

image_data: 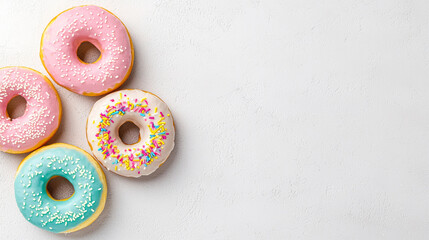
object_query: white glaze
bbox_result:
[86,89,175,177]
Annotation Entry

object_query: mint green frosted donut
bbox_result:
[14,143,107,233]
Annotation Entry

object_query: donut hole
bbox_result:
[77,41,101,64]
[119,121,141,145]
[46,176,75,201]
[6,95,27,120]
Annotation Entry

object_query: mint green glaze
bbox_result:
[14,146,105,233]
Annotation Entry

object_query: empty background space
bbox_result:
[0,0,428,239]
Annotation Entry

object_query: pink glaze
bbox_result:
[41,5,133,95]
[0,67,61,153]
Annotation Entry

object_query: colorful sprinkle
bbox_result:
[95,97,170,173]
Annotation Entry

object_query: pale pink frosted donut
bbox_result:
[40,5,134,96]
[0,67,62,153]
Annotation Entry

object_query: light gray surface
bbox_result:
[0,1,428,239]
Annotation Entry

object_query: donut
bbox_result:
[0,67,61,154]
[40,5,134,96]
[86,89,175,177]
[14,143,107,233]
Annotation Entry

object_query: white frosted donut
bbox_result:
[86,89,175,177]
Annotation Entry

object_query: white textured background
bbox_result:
[0,0,428,239]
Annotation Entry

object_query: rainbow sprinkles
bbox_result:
[96,96,169,169]
[87,89,175,177]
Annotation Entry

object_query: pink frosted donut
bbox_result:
[0,67,62,153]
[40,5,134,96]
